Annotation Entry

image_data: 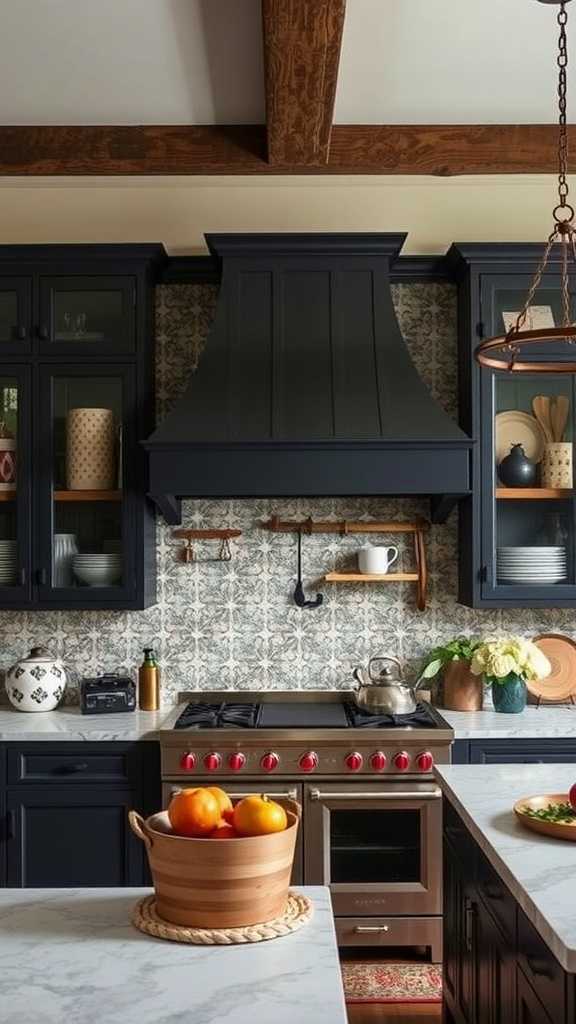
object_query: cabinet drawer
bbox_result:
[335,916,442,960]
[476,850,516,944]
[518,908,566,1017]
[8,744,138,785]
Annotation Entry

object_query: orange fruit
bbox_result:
[233,794,288,837]
[168,787,221,837]
[222,807,235,826]
[210,823,238,839]
[205,786,233,816]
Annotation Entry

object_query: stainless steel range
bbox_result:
[160,691,454,961]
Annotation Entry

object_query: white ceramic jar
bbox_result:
[5,647,67,712]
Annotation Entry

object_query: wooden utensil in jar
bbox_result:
[551,395,569,442]
[532,396,554,443]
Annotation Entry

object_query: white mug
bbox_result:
[358,545,399,574]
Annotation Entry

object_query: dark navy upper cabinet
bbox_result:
[450,244,576,608]
[0,245,165,610]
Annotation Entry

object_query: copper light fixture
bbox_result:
[476,0,576,373]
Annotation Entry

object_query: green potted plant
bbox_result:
[421,636,483,711]
[470,636,551,714]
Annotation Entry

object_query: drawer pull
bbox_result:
[353,925,390,934]
[526,954,554,980]
[60,762,89,774]
[464,899,476,953]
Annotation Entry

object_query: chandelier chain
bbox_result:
[557,2,570,212]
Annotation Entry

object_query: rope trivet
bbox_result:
[132,890,313,945]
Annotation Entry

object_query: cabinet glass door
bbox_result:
[0,277,32,352]
[37,365,136,604]
[38,276,135,353]
[0,369,31,600]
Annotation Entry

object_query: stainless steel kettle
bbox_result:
[352,655,423,715]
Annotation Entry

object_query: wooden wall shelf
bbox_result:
[496,488,573,500]
[261,515,428,610]
[54,490,122,502]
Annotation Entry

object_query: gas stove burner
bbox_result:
[343,701,439,729]
[173,702,259,730]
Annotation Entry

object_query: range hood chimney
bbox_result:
[144,234,471,524]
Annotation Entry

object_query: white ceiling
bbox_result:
[0,0,569,126]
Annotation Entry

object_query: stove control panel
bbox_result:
[165,743,446,776]
[299,751,319,773]
[260,751,280,772]
[345,751,363,772]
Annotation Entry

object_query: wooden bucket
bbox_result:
[129,800,300,929]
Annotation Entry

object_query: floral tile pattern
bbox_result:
[0,281,571,706]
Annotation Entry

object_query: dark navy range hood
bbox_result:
[144,233,472,525]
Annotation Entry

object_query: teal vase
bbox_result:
[491,674,527,714]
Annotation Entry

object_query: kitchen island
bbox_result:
[436,763,576,1024]
[0,885,346,1024]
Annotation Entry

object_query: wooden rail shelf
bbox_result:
[261,516,428,610]
[172,528,242,564]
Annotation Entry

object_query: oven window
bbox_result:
[329,810,421,883]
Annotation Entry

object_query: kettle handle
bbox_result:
[368,654,402,681]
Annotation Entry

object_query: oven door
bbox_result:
[162,781,304,884]
[304,781,442,916]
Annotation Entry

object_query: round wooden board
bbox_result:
[514,794,576,842]
[528,634,576,702]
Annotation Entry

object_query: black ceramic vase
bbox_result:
[498,443,536,487]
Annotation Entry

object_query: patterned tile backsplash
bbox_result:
[2,282,572,705]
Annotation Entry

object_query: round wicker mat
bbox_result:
[132,890,313,945]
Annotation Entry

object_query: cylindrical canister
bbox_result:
[66,408,115,490]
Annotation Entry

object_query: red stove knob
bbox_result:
[394,751,410,772]
[416,751,434,772]
[203,752,221,772]
[180,752,196,771]
[299,751,319,773]
[260,751,280,773]
[370,751,387,772]
[345,751,363,772]
[228,752,246,772]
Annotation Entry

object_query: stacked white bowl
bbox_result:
[497,546,567,584]
[72,553,123,587]
[0,540,17,585]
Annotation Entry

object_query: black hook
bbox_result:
[293,529,324,609]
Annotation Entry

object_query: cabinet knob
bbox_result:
[38,325,49,341]
[16,325,27,341]
[36,568,48,586]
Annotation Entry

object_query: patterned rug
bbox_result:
[341,962,443,1004]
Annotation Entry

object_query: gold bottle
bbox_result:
[138,647,160,711]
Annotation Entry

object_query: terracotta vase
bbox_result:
[441,660,483,712]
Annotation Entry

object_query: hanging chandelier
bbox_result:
[476,0,576,373]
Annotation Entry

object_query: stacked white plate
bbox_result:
[497,546,567,584]
[72,553,122,587]
[0,540,17,585]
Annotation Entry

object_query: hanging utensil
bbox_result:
[293,529,323,609]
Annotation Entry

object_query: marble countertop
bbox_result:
[436,763,576,972]
[0,886,346,1024]
[0,706,170,741]
[440,705,576,738]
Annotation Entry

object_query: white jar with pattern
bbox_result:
[5,647,67,712]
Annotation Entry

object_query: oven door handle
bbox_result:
[308,787,441,802]
[167,787,299,801]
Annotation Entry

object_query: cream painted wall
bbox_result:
[0,174,571,255]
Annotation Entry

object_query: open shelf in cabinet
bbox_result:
[496,488,573,500]
[54,490,122,502]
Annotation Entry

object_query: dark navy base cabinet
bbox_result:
[443,799,575,1024]
[0,741,160,887]
[452,738,576,765]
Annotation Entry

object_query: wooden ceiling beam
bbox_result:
[0,123,573,175]
[262,0,346,165]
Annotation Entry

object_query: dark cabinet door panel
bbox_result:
[0,277,32,352]
[38,275,135,354]
[468,740,576,765]
[6,788,144,887]
[516,966,555,1024]
[7,744,137,785]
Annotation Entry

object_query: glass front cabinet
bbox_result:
[0,245,164,609]
[451,243,576,608]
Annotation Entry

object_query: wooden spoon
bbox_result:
[532,396,554,443]
[552,395,569,442]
